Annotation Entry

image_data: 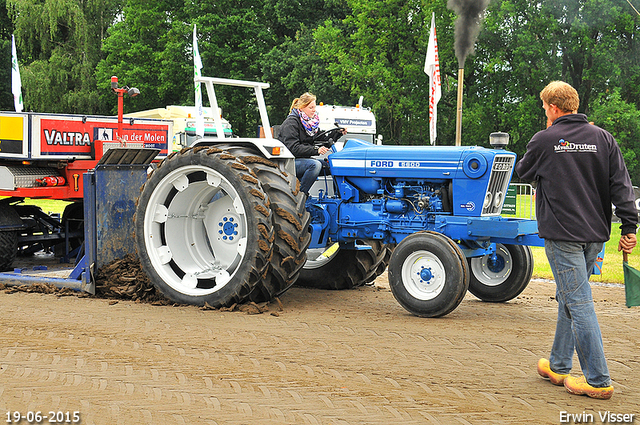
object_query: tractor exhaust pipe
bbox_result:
[455,68,464,146]
[447,0,490,146]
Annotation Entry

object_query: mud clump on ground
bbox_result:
[1,281,80,297]
[0,254,169,305]
[2,253,283,314]
[95,254,171,305]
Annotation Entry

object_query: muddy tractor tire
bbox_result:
[212,144,311,302]
[134,147,275,307]
[297,240,393,290]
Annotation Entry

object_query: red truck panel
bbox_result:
[0,112,172,201]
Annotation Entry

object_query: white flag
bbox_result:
[193,24,205,137]
[11,35,23,113]
[424,13,441,145]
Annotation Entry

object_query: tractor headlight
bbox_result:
[493,191,503,208]
[483,192,493,209]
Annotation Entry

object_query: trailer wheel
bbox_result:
[55,202,84,258]
[297,241,392,290]
[468,244,533,302]
[134,147,274,307]
[212,144,311,302]
[0,202,20,271]
[388,231,469,317]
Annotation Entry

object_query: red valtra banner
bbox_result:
[40,118,169,156]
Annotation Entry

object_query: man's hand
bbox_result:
[618,233,637,254]
[317,146,330,155]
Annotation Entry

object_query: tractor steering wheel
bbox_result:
[314,127,346,148]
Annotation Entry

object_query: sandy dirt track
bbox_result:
[1,273,639,425]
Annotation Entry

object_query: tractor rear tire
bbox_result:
[297,240,392,290]
[212,144,311,302]
[467,244,533,302]
[0,202,20,271]
[134,147,274,307]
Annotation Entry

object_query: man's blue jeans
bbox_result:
[295,158,323,195]
[544,240,610,387]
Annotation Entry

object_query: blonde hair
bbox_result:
[540,81,579,113]
[290,92,316,112]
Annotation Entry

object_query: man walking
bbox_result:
[515,81,638,399]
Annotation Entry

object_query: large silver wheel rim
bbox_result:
[143,165,248,296]
[401,250,446,301]
[469,244,512,287]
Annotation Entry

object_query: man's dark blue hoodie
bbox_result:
[515,113,637,242]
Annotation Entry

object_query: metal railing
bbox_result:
[501,183,535,219]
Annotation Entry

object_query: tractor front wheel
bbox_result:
[388,231,469,317]
[467,244,533,302]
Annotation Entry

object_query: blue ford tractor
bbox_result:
[133,77,543,317]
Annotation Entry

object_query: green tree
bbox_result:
[546,0,634,112]
[465,0,640,163]
[463,0,560,153]
[96,1,191,115]
[188,0,275,136]
[261,28,338,126]
[8,0,119,114]
[590,88,640,184]
[97,0,281,136]
[313,0,458,145]
[260,0,352,126]
[4,0,640,166]
[0,0,14,111]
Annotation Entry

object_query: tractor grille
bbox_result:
[482,154,515,216]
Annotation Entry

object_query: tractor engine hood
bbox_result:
[328,138,511,182]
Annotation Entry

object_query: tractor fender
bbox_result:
[192,137,296,176]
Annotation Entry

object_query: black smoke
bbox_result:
[447,0,491,67]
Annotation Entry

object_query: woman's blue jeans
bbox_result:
[544,240,610,387]
[295,158,323,195]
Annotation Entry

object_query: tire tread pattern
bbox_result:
[0,230,17,271]
[207,145,311,302]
